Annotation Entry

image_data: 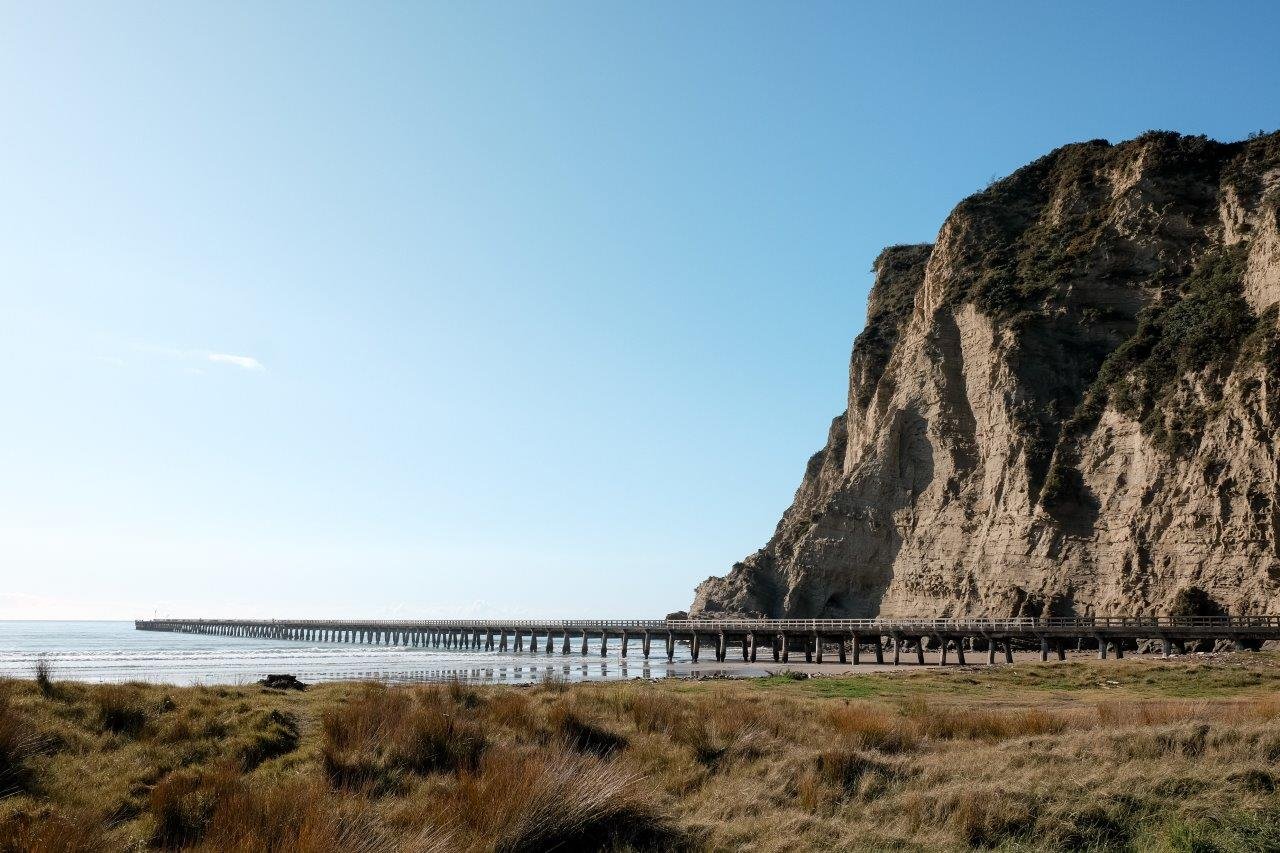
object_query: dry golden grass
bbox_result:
[321,684,486,793]
[2,655,1279,851]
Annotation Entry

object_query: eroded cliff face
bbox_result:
[692,131,1280,619]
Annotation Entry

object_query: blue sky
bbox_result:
[2,2,1277,619]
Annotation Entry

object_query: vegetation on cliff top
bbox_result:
[931,130,1280,512]
[5,656,1280,852]
[849,243,932,410]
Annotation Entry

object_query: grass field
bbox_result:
[3,654,1280,851]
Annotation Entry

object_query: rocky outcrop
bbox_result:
[692,131,1280,619]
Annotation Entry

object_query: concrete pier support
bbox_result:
[1162,639,1172,658]
[892,636,901,666]
[600,632,608,657]
[515,630,524,652]
[772,634,780,662]
[1003,639,1013,664]
[690,633,700,663]
[873,636,884,664]
[562,629,571,655]
[717,632,727,662]
[642,631,651,659]
[665,631,674,662]
[955,641,966,666]
[581,630,589,656]
[939,640,948,666]
[620,631,629,658]
[837,637,847,664]
[1040,637,1049,661]
[814,634,823,663]
[1057,640,1066,660]
[1114,640,1124,659]
[915,639,925,666]
[852,633,861,665]
[804,634,813,663]
[544,631,553,653]
[740,635,749,662]
[987,642,996,665]
[780,633,789,663]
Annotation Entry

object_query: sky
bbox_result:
[2,2,1278,620]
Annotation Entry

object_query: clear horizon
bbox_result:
[3,2,1278,620]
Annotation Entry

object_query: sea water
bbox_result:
[0,621,711,685]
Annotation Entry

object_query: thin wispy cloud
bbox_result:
[126,343,267,373]
[207,352,265,371]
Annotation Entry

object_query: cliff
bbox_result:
[692,131,1280,619]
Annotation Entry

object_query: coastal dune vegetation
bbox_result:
[2,656,1280,851]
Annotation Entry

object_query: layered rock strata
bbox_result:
[693,132,1280,619]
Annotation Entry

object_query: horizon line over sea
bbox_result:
[0,620,765,686]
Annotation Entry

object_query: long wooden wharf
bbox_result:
[135,616,1280,664]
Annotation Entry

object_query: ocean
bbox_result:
[0,621,714,685]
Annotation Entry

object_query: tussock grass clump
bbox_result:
[1156,804,1280,853]
[33,658,57,700]
[149,766,239,847]
[322,685,486,792]
[93,683,151,736]
[234,708,300,770]
[624,689,692,735]
[149,767,396,853]
[0,809,107,853]
[426,748,672,853]
[1096,697,1280,728]
[826,702,919,753]
[0,695,43,796]
[546,703,627,757]
[902,696,1072,740]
